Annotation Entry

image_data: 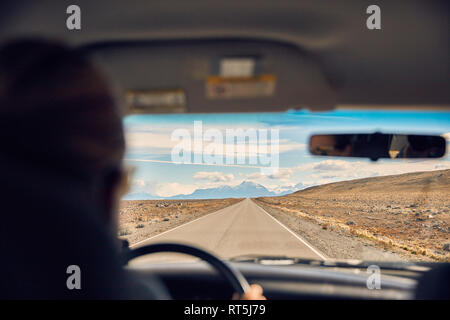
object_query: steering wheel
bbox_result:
[124,242,251,296]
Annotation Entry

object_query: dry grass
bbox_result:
[254,169,450,262]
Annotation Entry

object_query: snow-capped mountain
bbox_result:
[166,181,278,199]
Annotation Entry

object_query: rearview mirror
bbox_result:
[309,133,446,161]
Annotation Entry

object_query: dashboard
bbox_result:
[127,261,419,300]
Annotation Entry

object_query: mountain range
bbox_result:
[123,181,305,200]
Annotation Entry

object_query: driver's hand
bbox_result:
[232,284,266,300]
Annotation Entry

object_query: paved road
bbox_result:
[130,198,326,264]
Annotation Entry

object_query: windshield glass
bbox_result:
[119,109,450,263]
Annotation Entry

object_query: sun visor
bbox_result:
[88,39,337,113]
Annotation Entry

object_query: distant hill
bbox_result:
[289,169,450,197]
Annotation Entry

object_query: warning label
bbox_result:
[206,75,276,99]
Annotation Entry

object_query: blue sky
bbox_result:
[123,110,450,198]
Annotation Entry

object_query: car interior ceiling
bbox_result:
[0,1,449,110]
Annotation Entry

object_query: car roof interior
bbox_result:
[0,0,448,113]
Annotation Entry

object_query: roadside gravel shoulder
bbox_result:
[254,200,429,262]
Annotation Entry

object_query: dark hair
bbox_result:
[0,39,125,184]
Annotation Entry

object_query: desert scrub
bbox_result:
[135,224,145,229]
[119,229,132,236]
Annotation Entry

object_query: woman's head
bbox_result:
[0,38,126,226]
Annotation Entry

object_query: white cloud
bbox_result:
[265,183,297,194]
[155,182,197,197]
[246,172,264,180]
[125,125,305,159]
[266,168,294,180]
[126,178,159,196]
[296,159,450,187]
[244,167,294,181]
[312,159,354,171]
[132,179,147,187]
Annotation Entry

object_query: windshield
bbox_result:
[119,109,450,263]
